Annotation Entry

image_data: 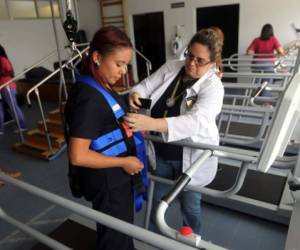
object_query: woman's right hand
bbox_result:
[128,92,141,112]
[122,156,144,175]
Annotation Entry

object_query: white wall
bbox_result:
[0,0,101,75]
[1,0,300,80]
[0,19,68,74]
[77,0,101,41]
[127,0,300,80]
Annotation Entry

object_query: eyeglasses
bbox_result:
[184,50,211,67]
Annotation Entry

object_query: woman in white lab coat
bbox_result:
[125,28,224,234]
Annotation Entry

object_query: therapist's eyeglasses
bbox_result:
[184,49,211,67]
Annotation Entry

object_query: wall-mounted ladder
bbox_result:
[99,0,128,33]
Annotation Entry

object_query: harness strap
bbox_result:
[90,128,123,151]
[77,75,148,211]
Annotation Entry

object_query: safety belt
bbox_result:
[77,75,148,211]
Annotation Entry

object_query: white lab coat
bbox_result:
[131,60,224,187]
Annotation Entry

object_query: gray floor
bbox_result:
[0,102,288,250]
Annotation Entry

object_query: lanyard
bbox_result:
[164,75,183,117]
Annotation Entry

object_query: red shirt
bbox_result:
[0,56,16,89]
[247,36,281,60]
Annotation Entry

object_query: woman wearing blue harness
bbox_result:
[65,26,145,250]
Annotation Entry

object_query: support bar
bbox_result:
[0,172,199,250]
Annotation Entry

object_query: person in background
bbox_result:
[64,26,144,250]
[125,28,224,235]
[0,44,26,135]
[0,45,25,186]
[247,23,285,97]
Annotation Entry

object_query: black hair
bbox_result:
[260,24,274,40]
[0,44,8,58]
[0,44,14,77]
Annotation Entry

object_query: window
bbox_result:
[1,0,60,19]
[0,0,9,19]
[37,0,60,18]
[9,0,37,18]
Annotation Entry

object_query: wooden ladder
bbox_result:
[13,108,66,161]
[99,0,128,33]
[99,0,135,91]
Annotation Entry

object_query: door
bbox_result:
[197,4,239,66]
[133,12,166,81]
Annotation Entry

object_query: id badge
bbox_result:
[186,95,197,109]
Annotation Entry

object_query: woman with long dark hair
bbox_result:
[0,44,24,186]
[0,44,26,135]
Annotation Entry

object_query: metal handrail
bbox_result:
[143,133,295,247]
[144,135,296,168]
[0,207,72,250]
[0,49,60,141]
[0,172,200,250]
[154,159,249,249]
[24,46,89,154]
[0,50,58,92]
[223,83,285,91]
[26,46,89,106]
[223,49,300,73]
[221,103,274,113]
[222,72,292,78]
[0,44,85,141]
[134,48,152,77]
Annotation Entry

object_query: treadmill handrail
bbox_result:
[151,161,249,199]
[0,172,201,250]
[145,134,296,167]
[0,207,72,250]
[154,151,249,249]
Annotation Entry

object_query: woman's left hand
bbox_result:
[124,113,155,132]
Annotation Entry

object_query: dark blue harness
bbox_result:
[78,75,147,211]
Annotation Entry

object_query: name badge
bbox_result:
[186,95,197,109]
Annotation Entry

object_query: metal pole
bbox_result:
[6,86,24,142]
[0,173,198,250]
[50,0,68,105]
[26,46,89,106]
[34,88,54,154]
[0,207,72,250]
[144,178,155,229]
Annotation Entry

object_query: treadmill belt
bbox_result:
[30,219,96,250]
[206,164,286,205]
